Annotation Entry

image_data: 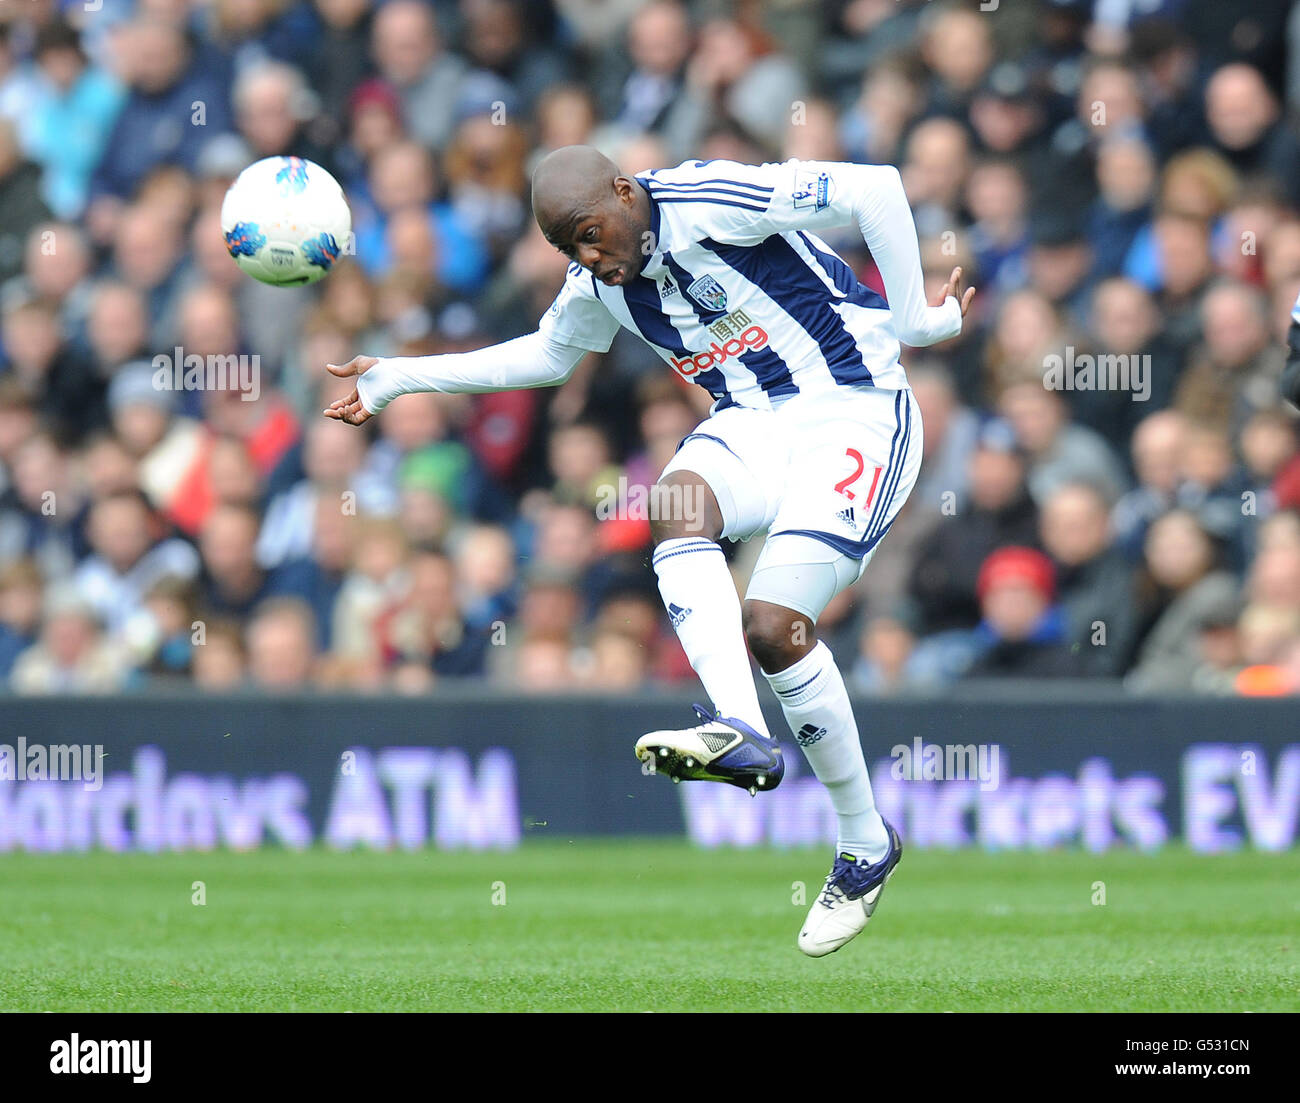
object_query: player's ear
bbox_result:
[613,175,636,204]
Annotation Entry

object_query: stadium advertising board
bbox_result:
[1,695,1296,854]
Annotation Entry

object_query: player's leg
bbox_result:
[745,385,921,955]
[744,540,903,956]
[744,546,890,863]
[635,417,786,792]
[647,467,769,735]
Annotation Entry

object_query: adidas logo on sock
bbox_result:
[795,723,827,747]
[667,602,692,628]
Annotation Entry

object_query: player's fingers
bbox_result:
[961,286,976,315]
[323,389,371,422]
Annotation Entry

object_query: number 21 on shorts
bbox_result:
[834,448,883,505]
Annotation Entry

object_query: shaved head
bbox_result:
[533,146,619,231]
[531,144,653,287]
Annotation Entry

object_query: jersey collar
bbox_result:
[636,175,667,278]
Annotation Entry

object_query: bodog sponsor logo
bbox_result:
[669,325,771,378]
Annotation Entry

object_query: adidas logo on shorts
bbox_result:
[835,505,856,527]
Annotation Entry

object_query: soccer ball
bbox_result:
[221,156,351,287]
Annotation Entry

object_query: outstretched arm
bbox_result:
[854,164,974,346]
[323,331,588,426]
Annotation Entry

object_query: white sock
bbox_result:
[653,537,770,737]
[764,640,888,862]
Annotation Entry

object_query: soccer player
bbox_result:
[324,146,974,956]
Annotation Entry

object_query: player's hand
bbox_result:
[323,355,378,426]
[935,266,976,318]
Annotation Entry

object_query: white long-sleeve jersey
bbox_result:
[358,158,962,414]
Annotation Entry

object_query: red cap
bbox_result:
[348,79,403,122]
[977,546,1055,603]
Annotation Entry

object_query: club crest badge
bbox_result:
[686,274,728,313]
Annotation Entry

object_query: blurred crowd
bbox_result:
[1,0,1300,696]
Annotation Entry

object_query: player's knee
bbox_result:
[743,600,813,674]
[650,471,723,544]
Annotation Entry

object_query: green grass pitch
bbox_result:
[2,842,1297,1012]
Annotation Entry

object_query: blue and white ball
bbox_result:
[221,156,352,287]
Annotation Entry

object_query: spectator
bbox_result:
[900,116,970,239]
[1078,277,1180,451]
[1176,280,1285,438]
[965,158,1030,304]
[10,593,128,693]
[1204,63,1300,207]
[851,603,922,695]
[0,428,82,579]
[462,0,571,108]
[353,138,489,293]
[0,558,43,678]
[191,617,248,689]
[910,546,1080,682]
[233,61,332,168]
[909,417,1040,634]
[916,3,995,118]
[1039,482,1138,675]
[24,19,125,219]
[89,18,232,214]
[960,547,1081,680]
[998,377,1129,506]
[308,0,375,126]
[1088,136,1156,282]
[372,548,489,680]
[1127,510,1241,692]
[73,489,199,638]
[1113,408,1188,560]
[370,0,467,151]
[198,502,307,618]
[246,596,319,689]
[606,0,694,155]
[0,119,51,286]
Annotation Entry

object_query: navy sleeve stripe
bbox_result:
[647,184,773,205]
[648,176,774,196]
[647,184,773,203]
[651,196,770,213]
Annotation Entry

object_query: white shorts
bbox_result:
[659,386,923,620]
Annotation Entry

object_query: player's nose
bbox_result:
[577,243,601,269]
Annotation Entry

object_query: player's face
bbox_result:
[543,177,648,287]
